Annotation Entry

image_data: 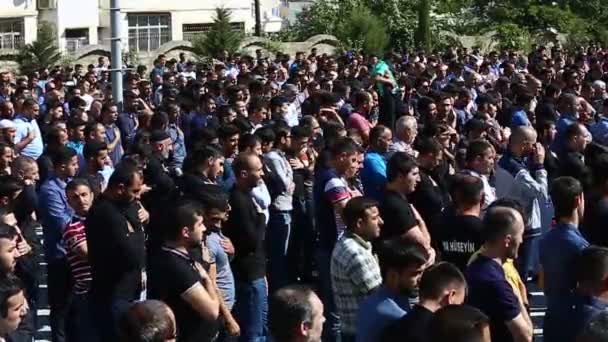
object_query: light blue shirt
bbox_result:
[361,151,387,202]
[207,230,235,309]
[39,175,74,260]
[13,114,43,159]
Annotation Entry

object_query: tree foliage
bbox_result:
[192,8,243,59]
[18,21,61,75]
[335,6,389,55]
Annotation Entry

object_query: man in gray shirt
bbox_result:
[263,122,295,293]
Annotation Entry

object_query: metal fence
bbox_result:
[66,37,89,52]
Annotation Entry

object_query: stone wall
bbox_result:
[0,34,340,73]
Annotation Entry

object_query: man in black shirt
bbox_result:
[382,262,467,342]
[436,174,484,271]
[559,123,592,189]
[381,152,432,250]
[410,138,448,231]
[85,162,146,341]
[148,201,220,342]
[224,152,268,341]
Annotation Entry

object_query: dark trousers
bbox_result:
[90,296,131,342]
[267,210,291,293]
[288,196,316,283]
[315,247,340,342]
[66,292,98,342]
[47,258,71,342]
[234,278,268,342]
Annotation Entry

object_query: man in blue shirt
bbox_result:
[356,239,427,342]
[540,176,590,342]
[362,125,391,202]
[552,93,579,153]
[13,98,43,160]
[38,146,79,342]
[99,103,123,167]
[545,246,608,342]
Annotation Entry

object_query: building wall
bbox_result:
[0,0,38,45]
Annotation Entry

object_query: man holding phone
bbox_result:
[495,126,549,282]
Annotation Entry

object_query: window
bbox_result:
[0,19,23,50]
[38,0,57,9]
[65,28,89,52]
[127,14,171,52]
[182,22,245,42]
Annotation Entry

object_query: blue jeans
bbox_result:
[66,292,98,342]
[517,234,541,281]
[267,210,291,293]
[234,278,268,342]
[315,247,340,342]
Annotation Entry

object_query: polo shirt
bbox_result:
[148,246,218,342]
[379,190,417,240]
[361,151,387,202]
[330,232,382,334]
[355,286,410,342]
[539,223,589,308]
[465,254,520,342]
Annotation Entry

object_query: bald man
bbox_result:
[466,206,533,342]
[495,126,549,281]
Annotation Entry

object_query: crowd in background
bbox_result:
[0,43,607,342]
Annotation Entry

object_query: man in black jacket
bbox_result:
[560,123,592,189]
[85,162,147,341]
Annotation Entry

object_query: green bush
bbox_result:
[336,6,389,56]
[192,8,243,59]
[18,21,61,75]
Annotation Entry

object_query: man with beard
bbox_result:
[85,163,147,341]
[144,130,176,208]
[362,125,392,202]
[99,102,123,166]
[224,152,268,342]
[356,239,428,342]
[465,206,533,342]
[148,201,220,342]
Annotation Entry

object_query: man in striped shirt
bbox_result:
[62,178,95,342]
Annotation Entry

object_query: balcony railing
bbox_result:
[0,34,23,50]
[66,37,89,52]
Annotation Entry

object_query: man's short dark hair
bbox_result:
[576,246,608,293]
[419,262,466,301]
[330,138,361,157]
[387,152,418,182]
[166,200,204,240]
[369,125,389,147]
[418,138,443,156]
[217,124,240,140]
[66,178,92,193]
[342,196,379,231]
[580,311,608,342]
[51,146,77,167]
[108,162,140,188]
[0,273,24,319]
[429,304,489,342]
[182,145,222,175]
[481,206,521,243]
[0,223,18,243]
[550,177,583,218]
[465,140,493,164]
[67,116,87,130]
[269,285,316,342]
[119,300,175,342]
[0,175,24,199]
[83,140,108,160]
[377,238,427,278]
[449,174,483,208]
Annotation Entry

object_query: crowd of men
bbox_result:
[0,43,607,342]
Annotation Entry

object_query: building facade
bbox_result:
[0,0,284,53]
